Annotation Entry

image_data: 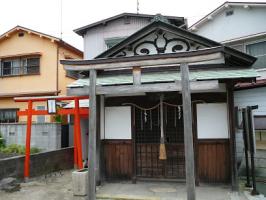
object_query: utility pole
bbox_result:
[137,0,139,14]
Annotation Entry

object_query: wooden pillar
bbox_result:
[74,98,83,169]
[88,69,97,200]
[24,100,33,180]
[99,95,105,182]
[181,63,196,200]
[227,82,238,191]
[96,96,101,185]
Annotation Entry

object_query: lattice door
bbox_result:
[135,104,185,179]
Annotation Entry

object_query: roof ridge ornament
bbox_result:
[151,14,170,24]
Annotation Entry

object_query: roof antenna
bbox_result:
[60,0,63,39]
[137,0,140,14]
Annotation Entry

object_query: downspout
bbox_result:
[56,44,59,95]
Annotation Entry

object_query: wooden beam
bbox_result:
[14,95,88,102]
[88,69,97,200]
[181,63,196,200]
[133,67,141,85]
[64,52,224,71]
[67,80,221,96]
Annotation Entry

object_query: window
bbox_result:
[0,57,40,76]
[22,58,40,75]
[66,70,80,79]
[105,37,126,49]
[246,41,266,69]
[225,9,234,16]
[64,56,80,79]
[254,116,266,150]
[36,106,45,123]
[230,44,245,53]
[0,109,18,123]
[2,59,20,76]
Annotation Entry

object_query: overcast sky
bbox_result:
[1,0,266,50]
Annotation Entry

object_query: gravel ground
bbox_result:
[0,170,249,200]
[0,170,86,200]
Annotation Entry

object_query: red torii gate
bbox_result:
[14,96,89,179]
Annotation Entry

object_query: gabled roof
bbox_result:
[96,20,218,58]
[94,19,256,66]
[74,13,186,36]
[222,31,266,44]
[189,1,266,31]
[0,25,83,57]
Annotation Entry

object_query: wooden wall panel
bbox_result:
[198,140,230,183]
[103,140,132,180]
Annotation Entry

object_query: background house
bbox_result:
[74,13,186,59]
[0,26,83,150]
[190,1,266,150]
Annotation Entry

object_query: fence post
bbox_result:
[242,108,252,188]
[247,106,259,195]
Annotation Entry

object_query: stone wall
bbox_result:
[0,123,61,151]
[0,147,74,180]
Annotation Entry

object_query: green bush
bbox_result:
[30,147,41,154]
[0,144,41,155]
[0,133,5,148]
[54,114,62,123]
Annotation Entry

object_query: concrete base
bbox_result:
[72,169,88,196]
[96,181,239,200]
[243,191,266,200]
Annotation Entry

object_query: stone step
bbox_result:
[96,194,160,200]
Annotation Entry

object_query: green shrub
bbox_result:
[54,115,62,123]
[30,147,41,154]
[0,133,5,149]
[0,144,41,155]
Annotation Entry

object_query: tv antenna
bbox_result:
[137,0,140,14]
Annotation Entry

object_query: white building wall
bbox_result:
[195,7,266,42]
[234,87,266,116]
[0,123,61,151]
[83,17,151,59]
[69,118,88,160]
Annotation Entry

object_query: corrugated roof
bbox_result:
[68,68,259,88]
